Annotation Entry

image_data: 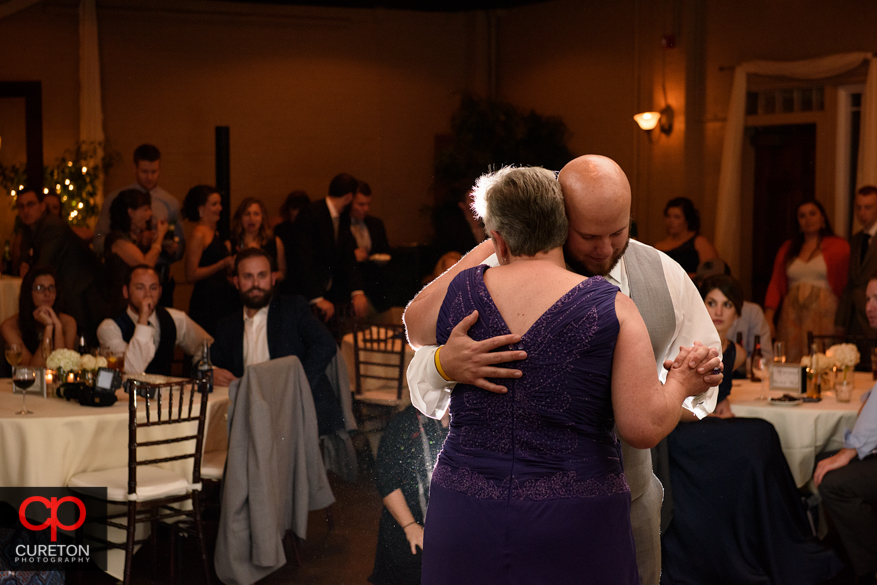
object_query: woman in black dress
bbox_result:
[183,185,240,336]
[660,275,842,585]
[104,189,169,315]
[370,406,449,585]
[654,197,719,276]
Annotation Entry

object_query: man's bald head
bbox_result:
[558,155,632,276]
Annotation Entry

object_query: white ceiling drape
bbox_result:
[714,52,876,272]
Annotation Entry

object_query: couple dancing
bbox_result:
[403,156,722,584]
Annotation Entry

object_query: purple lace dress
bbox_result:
[422,265,638,585]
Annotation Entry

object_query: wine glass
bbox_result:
[14,366,36,415]
[752,355,768,400]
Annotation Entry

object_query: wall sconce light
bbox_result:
[634,105,674,136]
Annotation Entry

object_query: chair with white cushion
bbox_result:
[68,377,211,585]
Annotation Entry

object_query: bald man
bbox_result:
[404,155,722,584]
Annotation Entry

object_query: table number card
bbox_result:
[769,364,804,393]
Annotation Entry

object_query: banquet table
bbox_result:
[0,275,21,323]
[729,372,871,487]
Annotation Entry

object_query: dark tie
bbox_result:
[862,233,872,264]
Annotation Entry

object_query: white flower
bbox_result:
[826,344,860,368]
[46,349,82,372]
[80,354,97,371]
[95,356,108,368]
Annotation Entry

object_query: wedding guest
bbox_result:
[294,173,367,327]
[274,190,311,297]
[94,144,184,307]
[836,185,877,367]
[1,267,76,368]
[231,197,286,280]
[765,200,849,363]
[369,406,449,585]
[182,185,239,337]
[654,197,719,276]
[44,193,93,242]
[16,187,105,345]
[104,189,168,316]
[659,274,843,584]
[96,265,210,376]
[816,276,877,585]
[211,248,343,436]
[350,181,392,313]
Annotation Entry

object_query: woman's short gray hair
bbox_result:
[471,166,567,257]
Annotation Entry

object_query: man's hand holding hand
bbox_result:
[214,367,237,387]
[440,310,527,394]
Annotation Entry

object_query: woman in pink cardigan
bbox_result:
[764,200,849,362]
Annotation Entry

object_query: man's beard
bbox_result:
[565,236,630,277]
[240,286,273,310]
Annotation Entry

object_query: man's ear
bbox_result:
[233,276,240,290]
[122,285,130,301]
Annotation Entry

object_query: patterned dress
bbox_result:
[422,265,638,585]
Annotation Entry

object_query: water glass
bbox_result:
[773,341,785,363]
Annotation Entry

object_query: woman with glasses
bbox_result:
[1,266,76,367]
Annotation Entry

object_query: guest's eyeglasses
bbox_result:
[32,285,56,294]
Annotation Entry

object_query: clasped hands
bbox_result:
[439,310,722,394]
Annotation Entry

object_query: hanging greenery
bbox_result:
[0,140,119,228]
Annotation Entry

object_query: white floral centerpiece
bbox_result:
[827,343,860,385]
[45,350,107,391]
[46,349,82,373]
[799,352,835,372]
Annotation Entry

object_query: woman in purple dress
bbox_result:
[421,167,714,585]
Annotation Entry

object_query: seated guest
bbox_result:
[211,248,343,436]
[660,274,843,585]
[815,275,877,585]
[231,197,286,280]
[182,185,240,337]
[350,181,393,313]
[369,406,449,585]
[44,193,93,242]
[1,267,77,368]
[654,197,719,277]
[16,187,105,345]
[96,265,210,376]
[104,189,169,316]
[350,181,390,262]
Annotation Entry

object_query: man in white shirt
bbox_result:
[94,144,184,307]
[403,155,723,585]
[96,265,210,375]
[210,248,342,436]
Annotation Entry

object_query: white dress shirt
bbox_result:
[406,241,721,419]
[243,306,271,368]
[96,306,211,375]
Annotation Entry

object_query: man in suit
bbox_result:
[404,155,722,585]
[16,187,106,345]
[817,275,877,585]
[212,247,343,436]
[836,185,877,365]
[294,173,367,327]
[350,181,392,313]
[96,265,210,375]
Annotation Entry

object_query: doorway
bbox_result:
[749,123,816,306]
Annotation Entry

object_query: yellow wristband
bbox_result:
[435,346,452,382]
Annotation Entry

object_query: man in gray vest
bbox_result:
[403,155,722,584]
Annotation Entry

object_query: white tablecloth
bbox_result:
[729,372,869,487]
[0,275,21,323]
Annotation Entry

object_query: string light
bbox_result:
[77,202,83,209]
[64,179,70,185]
[68,184,73,190]
[18,184,23,190]
[43,188,49,194]
[62,196,67,201]
[67,161,72,167]
[10,190,15,196]
[81,166,87,174]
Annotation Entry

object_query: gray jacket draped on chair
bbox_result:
[215,356,335,585]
